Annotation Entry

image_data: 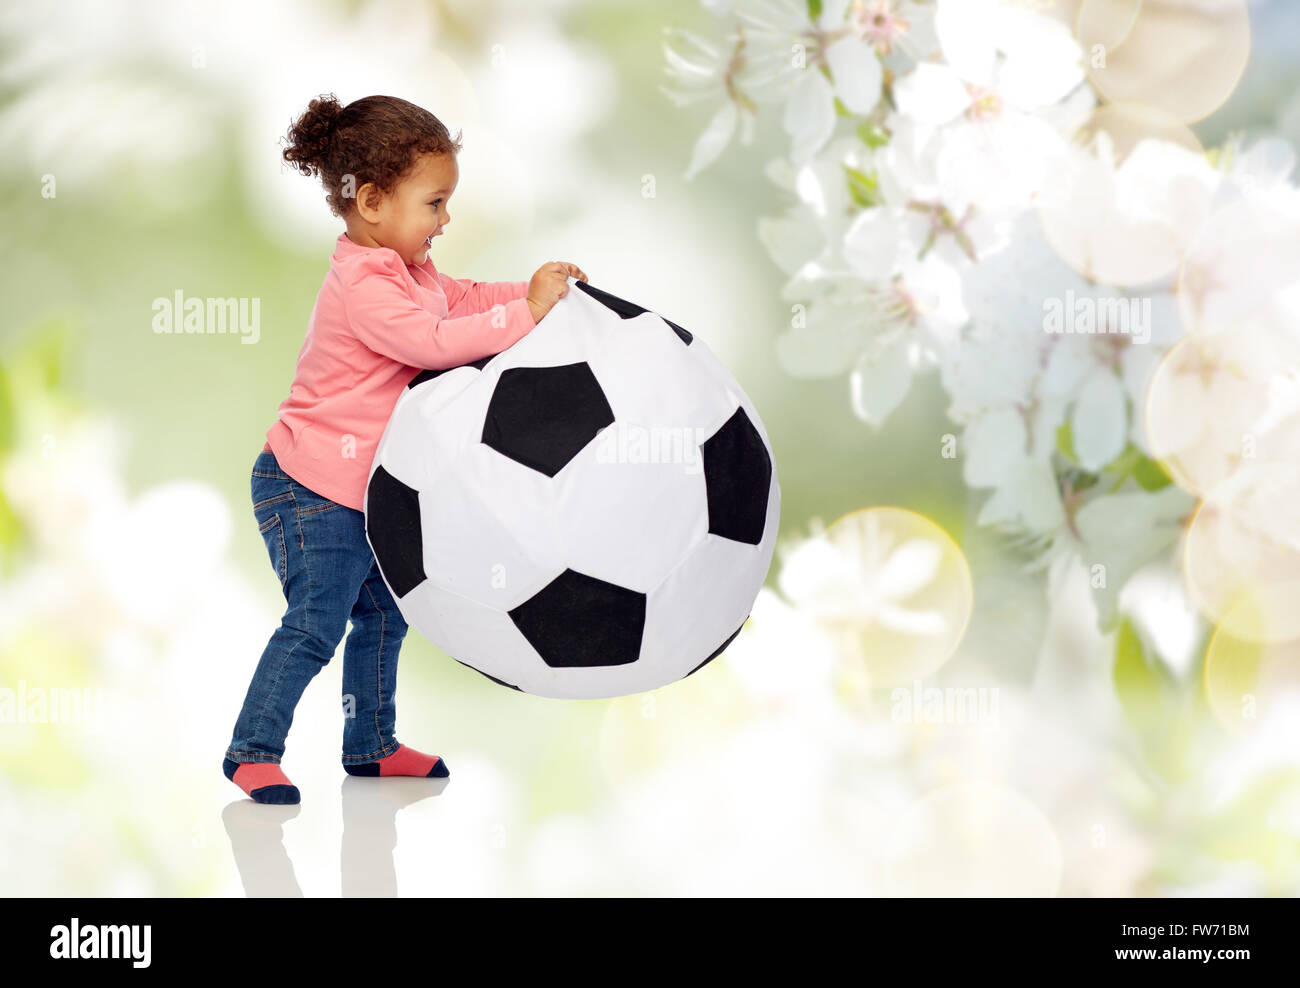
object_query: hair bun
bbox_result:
[282,94,345,177]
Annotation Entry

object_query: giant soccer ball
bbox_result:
[363,277,779,699]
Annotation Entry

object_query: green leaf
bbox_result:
[1066,469,1099,495]
[807,0,823,23]
[856,120,890,148]
[1102,442,1173,492]
[1131,455,1172,491]
[1056,420,1077,463]
[1113,615,1197,781]
[1114,617,1163,728]
[843,163,883,208]
[832,94,854,117]
[1104,443,1139,476]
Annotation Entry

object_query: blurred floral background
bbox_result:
[2,0,1299,896]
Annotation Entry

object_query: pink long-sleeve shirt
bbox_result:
[262,232,536,511]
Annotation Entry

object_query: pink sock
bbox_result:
[224,758,300,804]
[345,743,448,778]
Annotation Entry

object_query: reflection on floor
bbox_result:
[221,775,449,897]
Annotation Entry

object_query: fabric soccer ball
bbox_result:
[363,277,779,699]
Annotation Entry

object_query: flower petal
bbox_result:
[1070,368,1128,472]
[825,36,882,116]
[842,207,905,279]
[850,335,914,429]
[962,407,1027,489]
[976,457,1065,533]
[684,100,737,181]
[783,68,837,164]
[893,62,970,125]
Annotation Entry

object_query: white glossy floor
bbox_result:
[222,776,451,897]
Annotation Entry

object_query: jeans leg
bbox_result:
[340,558,409,763]
[226,457,372,765]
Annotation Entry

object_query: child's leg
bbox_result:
[225,451,375,802]
[340,558,448,778]
[340,560,406,763]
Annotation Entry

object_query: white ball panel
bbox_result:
[554,438,708,593]
[642,463,781,680]
[374,395,436,495]
[404,579,542,687]
[410,365,478,411]
[416,471,555,610]
[491,289,610,370]
[412,369,499,470]
[688,334,776,452]
[587,314,734,433]
[456,440,568,579]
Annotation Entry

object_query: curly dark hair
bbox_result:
[281,93,463,217]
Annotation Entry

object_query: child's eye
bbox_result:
[429,200,442,208]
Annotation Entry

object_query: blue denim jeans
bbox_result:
[225,450,409,766]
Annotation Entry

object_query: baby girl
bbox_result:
[224,93,587,804]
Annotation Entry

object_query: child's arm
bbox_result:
[437,273,529,319]
[343,251,536,369]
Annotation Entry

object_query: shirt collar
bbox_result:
[334,231,435,274]
[334,231,365,258]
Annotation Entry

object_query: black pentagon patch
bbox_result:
[685,616,747,678]
[482,363,614,477]
[574,280,691,346]
[702,406,771,545]
[454,657,523,692]
[574,279,648,319]
[365,465,426,598]
[407,352,494,389]
[508,568,646,668]
[662,316,692,345]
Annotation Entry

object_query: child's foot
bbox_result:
[223,757,301,804]
[343,743,449,778]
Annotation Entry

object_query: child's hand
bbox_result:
[526,261,586,323]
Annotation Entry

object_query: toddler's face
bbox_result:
[374,152,457,266]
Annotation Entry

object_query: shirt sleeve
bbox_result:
[438,273,530,317]
[342,251,536,369]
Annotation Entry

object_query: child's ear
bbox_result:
[355,182,384,223]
